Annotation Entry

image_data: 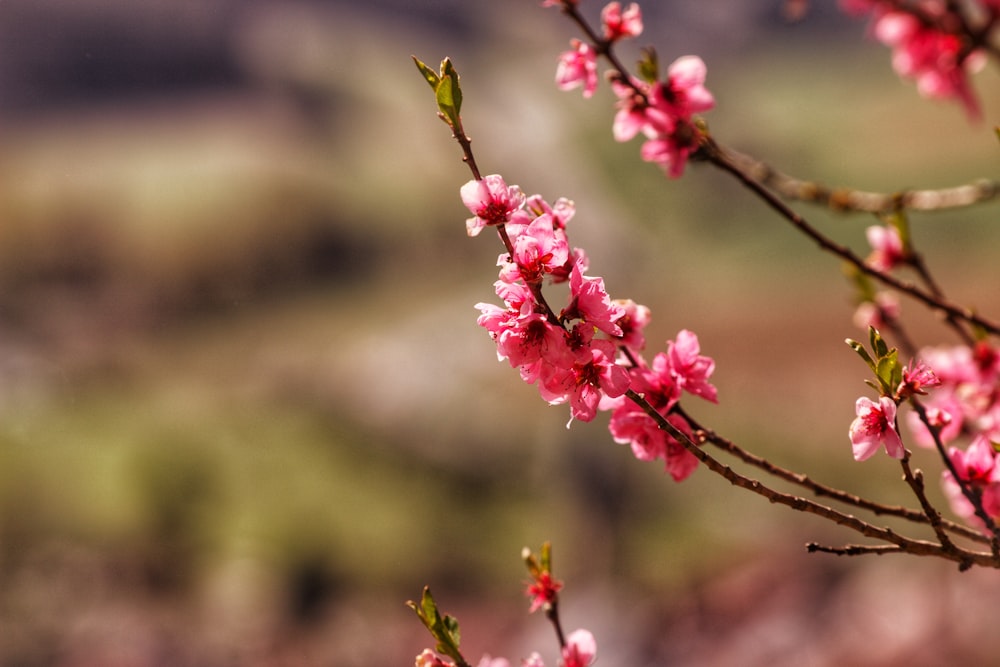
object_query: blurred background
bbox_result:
[2,1,1000,665]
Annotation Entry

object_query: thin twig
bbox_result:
[676,408,992,545]
[627,389,1000,568]
[898,452,967,567]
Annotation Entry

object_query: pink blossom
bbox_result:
[523,195,577,282]
[502,214,571,284]
[659,56,715,117]
[612,298,652,351]
[942,435,1000,523]
[905,393,962,447]
[897,359,940,400]
[561,629,597,667]
[477,657,511,667]
[606,357,700,480]
[919,344,979,385]
[539,339,630,423]
[601,2,643,41]
[611,77,654,142]
[865,224,905,271]
[872,10,983,120]
[461,175,528,237]
[853,291,900,331]
[906,342,1000,446]
[609,402,698,480]
[525,570,562,613]
[493,279,536,312]
[521,655,545,667]
[416,649,452,667]
[556,39,598,98]
[611,56,714,177]
[562,262,626,337]
[525,194,575,229]
[850,395,905,461]
[477,304,575,378]
[666,329,718,403]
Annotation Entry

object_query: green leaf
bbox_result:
[412,56,441,90]
[637,47,659,83]
[436,74,460,127]
[408,587,464,662]
[441,58,462,115]
[846,338,876,372]
[876,348,899,393]
[444,615,461,646]
[540,541,552,573]
[869,327,889,359]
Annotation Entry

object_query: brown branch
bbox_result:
[898,453,964,563]
[679,412,991,546]
[725,148,1000,215]
[627,389,1000,568]
[806,542,905,558]
[703,139,1000,337]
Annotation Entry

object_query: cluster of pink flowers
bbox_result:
[611,56,715,178]
[549,0,715,177]
[840,0,987,119]
[848,334,1000,526]
[464,174,717,479]
[906,341,1000,448]
[942,435,1000,527]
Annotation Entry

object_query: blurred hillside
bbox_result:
[2,1,1000,666]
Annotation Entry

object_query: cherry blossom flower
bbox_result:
[609,402,698,480]
[556,39,598,98]
[562,263,626,337]
[666,329,718,403]
[601,2,643,41]
[850,395,905,461]
[525,570,563,612]
[905,393,963,447]
[612,298,652,352]
[521,655,545,667]
[853,291,900,331]
[461,175,529,237]
[561,629,597,667]
[502,214,571,284]
[477,657,511,667]
[416,649,452,667]
[657,56,715,118]
[942,435,1000,524]
[865,224,905,271]
[905,342,1000,445]
[897,359,941,400]
[604,352,702,480]
[610,56,714,177]
[539,339,630,423]
[871,9,984,119]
